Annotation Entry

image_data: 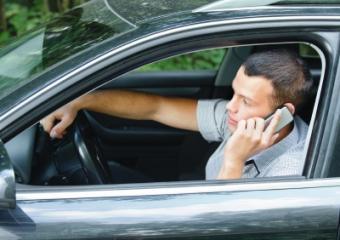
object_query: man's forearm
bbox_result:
[73,90,162,121]
[41,89,198,139]
[72,90,199,131]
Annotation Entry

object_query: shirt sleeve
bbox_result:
[196,99,228,142]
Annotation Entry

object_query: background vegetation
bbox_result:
[0,0,87,46]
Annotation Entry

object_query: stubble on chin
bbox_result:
[227,123,237,134]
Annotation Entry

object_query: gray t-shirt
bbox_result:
[196,99,309,179]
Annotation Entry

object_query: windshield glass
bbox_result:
[0,0,219,109]
[107,0,215,23]
[0,0,135,102]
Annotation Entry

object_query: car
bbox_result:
[0,0,340,239]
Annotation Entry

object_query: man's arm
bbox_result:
[40,90,198,139]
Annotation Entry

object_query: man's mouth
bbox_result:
[228,116,238,126]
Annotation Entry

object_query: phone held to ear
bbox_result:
[264,106,294,133]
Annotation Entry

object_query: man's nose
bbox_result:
[226,96,238,113]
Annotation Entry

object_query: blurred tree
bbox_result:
[45,0,63,12]
[0,0,87,46]
[16,0,34,7]
[0,0,6,31]
[138,49,227,72]
[45,0,85,12]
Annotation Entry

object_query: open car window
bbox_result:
[5,43,323,186]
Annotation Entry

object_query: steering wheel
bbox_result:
[73,111,112,184]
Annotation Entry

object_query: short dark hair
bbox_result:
[242,49,313,111]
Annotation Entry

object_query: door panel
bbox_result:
[9,180,340,239]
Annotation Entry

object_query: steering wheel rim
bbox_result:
[73,111,112,184]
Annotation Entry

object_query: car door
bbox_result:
[0,177,336,239]
[1,7,340,240]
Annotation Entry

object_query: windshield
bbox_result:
[107,0,215,23]
[0,0,135,102]
[0,0,219,108]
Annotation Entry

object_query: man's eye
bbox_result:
[243,98,249,105]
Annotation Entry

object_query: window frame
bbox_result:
[14,41,326,193]
[3,16,338,199]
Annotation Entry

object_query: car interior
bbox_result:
[5,43,322,186]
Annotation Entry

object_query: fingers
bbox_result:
[50,114,75,139]
[229,114,280,160]
[235,110,281,142]
[254,118,265,140]
[236,118,265,141]
[235,119,246,134]
[39,105,78,139]
[263,109,282,143]
[39,115,56,134]
[236,118,264,131]
[271,133,280,144]
[245,118,255,135]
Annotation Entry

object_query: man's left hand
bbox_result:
[218,109,282,179]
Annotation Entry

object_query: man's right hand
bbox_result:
[39,101,79,139]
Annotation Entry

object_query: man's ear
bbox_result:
[283,103,295,115]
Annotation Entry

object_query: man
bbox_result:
[40,49,313,180]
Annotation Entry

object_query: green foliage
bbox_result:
[0,1,92,47]
[299,44,318,57]
[0,1,56,46]
[0,31,9,44]
[9,3,51,30]
[138,49,226,71]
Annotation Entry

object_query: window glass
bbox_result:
[136,48,226,72]
[299,44,318,58]
[0,0,135,114]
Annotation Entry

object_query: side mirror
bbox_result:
[0,141,15,209]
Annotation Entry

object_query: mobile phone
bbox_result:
[264,106,294,133]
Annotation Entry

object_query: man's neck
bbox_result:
[275,122,294,144]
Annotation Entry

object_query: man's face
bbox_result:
[227,66,276,133]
